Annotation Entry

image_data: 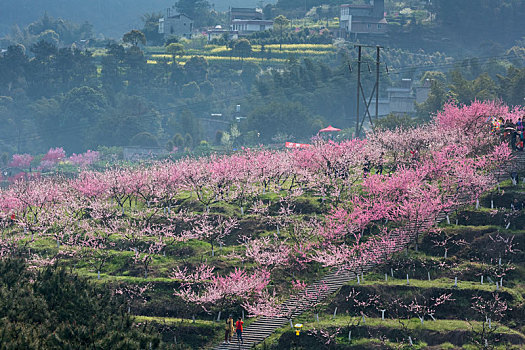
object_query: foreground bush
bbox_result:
[0,259,161,349]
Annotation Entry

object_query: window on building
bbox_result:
[378,24,382,29]
[367,23,371,29]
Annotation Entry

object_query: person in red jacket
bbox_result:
[235,317,243,344]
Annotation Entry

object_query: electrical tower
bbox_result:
[354,44,383,138]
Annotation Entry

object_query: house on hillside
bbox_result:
[159,9,193,39]
[205,25,238,42]
[230,7,263,21]
[387,80,416,115]
[229,7,273,35]
[231,19,273,35]
[369,79,422,116]
[339,0,387,39]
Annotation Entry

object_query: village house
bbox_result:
[229,7,273,35]
[205,25,238,42]
[369,79,427,117]
[340,0,387,38]
[158,9,193,39]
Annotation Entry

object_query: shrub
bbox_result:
[130,132,159,147]
[0,259,161,349]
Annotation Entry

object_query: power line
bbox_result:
[1,51,523,147]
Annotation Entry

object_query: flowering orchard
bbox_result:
[0,101,519,322]
[4,148,100,182]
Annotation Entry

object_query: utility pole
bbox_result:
[356,45,362,138]
[354,44,382,138]
[376,46,380,123]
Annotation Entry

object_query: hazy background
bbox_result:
[0,0,276,38]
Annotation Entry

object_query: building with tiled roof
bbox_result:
[340,0,388,38]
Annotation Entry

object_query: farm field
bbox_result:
[90,43,339,66]
[1,101,525,349]
[258,181,525,349]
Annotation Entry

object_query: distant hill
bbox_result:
[210,0,276,11]
[0,0,275,39]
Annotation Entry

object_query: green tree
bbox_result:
[416,79,448,119]
[0,259,161,349]
[232,39,252,60]
[24,13,92,46]
[174,0,211,27]
[199,80,214,96]
[181,81,200,98]
[130,132,159,147]
[184,56,208,83]
[244,100,321,142]
[165,36,180,46]
[141,12,164,45]
[58,86,108,151]
[166,43,185,63]
[123,29,146,47]
[274,15,290,51]
[420,71,447,85]
[36,29,60,46]
[30,39,57,61]
[240,62,260,88]
[173,133,184,148]
[184,133,193,148]
[165,140,175,152]
[498,66,525,106]
[94,95,162,148]
[179,109,201,140]
[375,113,419,130]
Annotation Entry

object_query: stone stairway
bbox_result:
[494,151,525,179]
[214,219,434,350]
[213,153,525,350]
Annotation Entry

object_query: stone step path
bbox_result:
[214,219,433,350]
[213,153,525,350]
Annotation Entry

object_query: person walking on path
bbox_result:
[363,157,371,178]
[377,152,384,175]
[224,315,234,344]
[235,317,244,344]
[511,198,523,211]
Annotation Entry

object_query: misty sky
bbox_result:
[0,0,276,39]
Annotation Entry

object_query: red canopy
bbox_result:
[319,125,341,133]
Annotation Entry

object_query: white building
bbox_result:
[229,7,272,35]
[340,0,387,37]
[231,19,273,35]
[206,25,239,42]
[369,79,419,116]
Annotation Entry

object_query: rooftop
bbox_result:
[231,7,262,13]
[166,13,192,20]
[341,4,373,9]
[231,19,273,24]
